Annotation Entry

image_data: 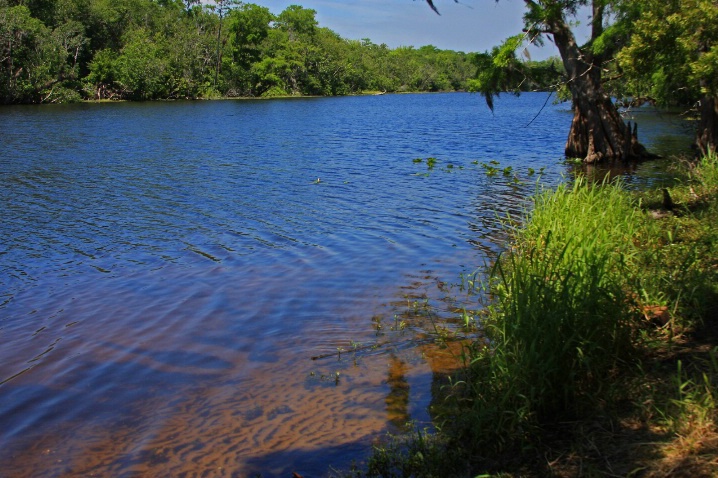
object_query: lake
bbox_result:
[0,93,693,477]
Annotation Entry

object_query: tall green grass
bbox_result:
[446,177,644,451]
[692,150,718,192]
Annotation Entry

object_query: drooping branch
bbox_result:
[421,0,460,15]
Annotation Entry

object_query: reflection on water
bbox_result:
[386,356,411,430]
[0,94,693,476]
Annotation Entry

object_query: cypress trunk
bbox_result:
[550,8,649,163]
[565,83,647,163]
[697,94,718,155]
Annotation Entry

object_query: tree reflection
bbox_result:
[385,355,410,430]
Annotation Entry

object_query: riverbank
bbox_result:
[350,153,718,477]
[73,89,455,104]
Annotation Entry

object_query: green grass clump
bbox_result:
[361,430,468,478]
[692,150,718,191]
[447,178,643,452]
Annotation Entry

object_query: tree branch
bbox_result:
[524,27,552,34]
[591,0,604,41]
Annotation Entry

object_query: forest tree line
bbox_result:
[0,0,561,104]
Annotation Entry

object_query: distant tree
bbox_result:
[183,0,200,14]
[208,0,238,90]
[222,2,273,94]
[0,4,84,103]
[85,48,119,99]
[165,12,217,98]
[114,27,171,100]
[275,4,317,39]
[228,3,273,70]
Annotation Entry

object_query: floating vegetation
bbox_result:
[479,162,499,176]
[476,160,546,182]
[414,157,544,182]
[307,370,342,386]
[314,279,481,367]
[411,156,442,173]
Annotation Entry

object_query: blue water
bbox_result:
[0,93,693,477]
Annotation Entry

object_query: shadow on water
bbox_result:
[568,158,682,190]
[385,356,412,430]
[243,443,374,477]
[240,362,450,478]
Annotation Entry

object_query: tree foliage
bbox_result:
[616,0,717,105]
[615,0,718,153]
[0,0,476,103]
[467,35,530,111]
[0,3,84,103]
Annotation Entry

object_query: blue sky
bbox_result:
[255,0,583,60]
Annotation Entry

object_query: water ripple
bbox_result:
[0,93,693,477]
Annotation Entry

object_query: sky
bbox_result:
[253,0,587,60]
